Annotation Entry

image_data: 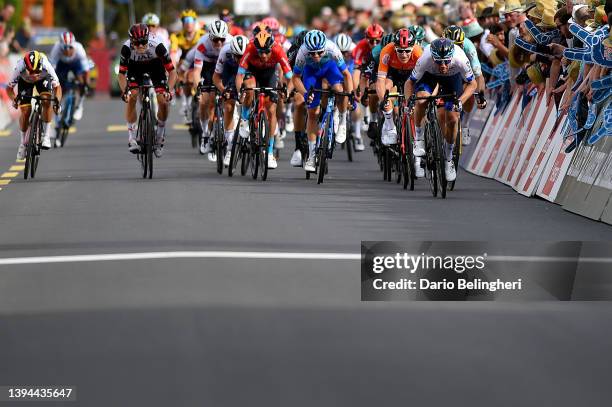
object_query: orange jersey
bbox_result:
[377,43,423,79]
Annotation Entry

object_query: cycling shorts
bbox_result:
[17,77,54,106]
[302,60,344,108]
[126,59,168,93]
[415,72,463,111]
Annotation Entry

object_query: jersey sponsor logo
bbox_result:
[382,53,390,64]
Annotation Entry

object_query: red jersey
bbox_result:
[229,25,244,36]
[352,38,373,66]
[239,42,292,74]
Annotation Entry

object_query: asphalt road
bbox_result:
[0,97,611,406]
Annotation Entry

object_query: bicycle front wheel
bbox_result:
[317,133,329,184]
[214,118,224,175]
[431,118,447,198]
[259,113,270,181]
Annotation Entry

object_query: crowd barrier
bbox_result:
[0,54,22,131]
[465,83,612,226]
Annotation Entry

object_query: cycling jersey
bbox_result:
[194,33,234,66]
[287,30,308,67]
[274,32,292,52]
[119,34,174,92]
[151,27,171,50]
[462,38,482,77]
[8,54,60,88]
[293,40,346,76]
[179,47,196,71]
[409,45,474,83]
[49,41,88,68]
[377,43,423,79]
[214,42,240,87]
[170,29,206,57]
[352,38,373,67]
[238,42,292,78]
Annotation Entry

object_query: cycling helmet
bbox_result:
[252,22,272,36]
[208,20,229,39]
[381,33,394,47]
[304,30,326,52]
[262,17,280,32]
[180,9,197,20]
[230,35,249,55]
[60,32,75,48]
[443,25,465,45]
[334,33,353,52]
[408,25,425,44]
[394,28,415,48]
[254,31,274,52]
[23,50,43,73]
[365,23,384,39]
[129,23,150,43]
[142,13,160,27]
[430,38,455,62]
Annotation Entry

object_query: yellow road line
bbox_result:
[16,159,25,163]
[9,165,25,171]
[69,127,77,134]
[107,125,127,132]
[0,130,10,137]
[1,172,18,178]
[0,179,11,186]
[172,124,189,130]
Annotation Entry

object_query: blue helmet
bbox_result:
[430,38,455,63]
[304,30,326,52]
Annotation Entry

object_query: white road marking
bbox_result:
[0,251,361,265]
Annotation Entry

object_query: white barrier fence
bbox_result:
[465,86,611,226]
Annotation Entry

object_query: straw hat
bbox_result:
[526,63,544,84]
[463,20,485,37]
[504,0,525,13]
[476,1,489,17]
[567,60,580,82]
[494,0,505,13]
[509,44,532,67]
[489,49,505,65]
[586,6,606,30]
[537,8,556,28]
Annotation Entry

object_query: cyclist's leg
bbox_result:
[16,79,34,157]
[35,78,55,149]
[291,91,307,165]
[125,71,141,150]
[324,61,348,142]
[411,73,436,156]
[303,66,322,169]
[380,76,397,145]
[184,66,195,121]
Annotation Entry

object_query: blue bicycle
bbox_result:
[55,75,79,148]
[307,87,354,184]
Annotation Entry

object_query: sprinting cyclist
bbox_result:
[287,29,310,167]
[191,19,232,159]
[335,33,365,152]
[236,27,293,170]
[406,38,477,182]
[292,30,354,173]
[7,50,62,159]
[118,23,177,157]
[212,35,249,167]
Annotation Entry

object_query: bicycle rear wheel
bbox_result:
[317,133,329,184]
[448,126,461,191]
[432,119,447,198]
[403,115,416,191]
[214,118,224,175]
[425,123,438,197]
[228,126,240,177]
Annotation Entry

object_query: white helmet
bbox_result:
[334,33,353,52]
[230,35,248,56]
[208,19,229,39]
[142,13,160,26]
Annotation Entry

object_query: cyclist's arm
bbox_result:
[212,72,224,93]
[375,49,390,101]
[460,79,477,105]
[118,45,130,94]
[341,68,353,93]
[192,41,207,87]
[49,43,60,67]
[77,43,90,84]
[405,78,415,100]
[292,73,307,95]
[155,43,177,91]
[53,83,63,103]
[43,58,62,103]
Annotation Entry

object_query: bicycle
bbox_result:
[306,87,354,184]
[22,94,59,180]
[54,74,78,148]
[188,81,203,150]
[409,93,457,198]
[200,84,226,174]
[380,90,417,190]
[228,105,250,177]
[133,73,157,179]
[239,85,285,181]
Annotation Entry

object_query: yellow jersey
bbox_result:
[170,29,206,56]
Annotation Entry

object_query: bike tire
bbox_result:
[432,119,447,198]
[241,140,249,176]
[24,118,36,180]
[259,113,270,181]
[404,115,416,191]
[215,119,224,175]
[448,127,461,191]
[346,135,353,162]
[425,123,438,197]
[317,131,329,184]
[229,126,240,177]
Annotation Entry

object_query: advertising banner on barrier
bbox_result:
[536,117,574,202]
[507,92,547,186]
[496,92,539,184]
[481,93,522,178]
[514,100,558,195]
[467,103,505,176]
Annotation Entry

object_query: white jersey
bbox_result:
[151,27,171,49]
[410,45,474,82]
[8,54,60,88]
[194,33,234,67]
[180,47,197,72]
[49,41,89,68]
[293,40,346,75]
[214,43,233,74]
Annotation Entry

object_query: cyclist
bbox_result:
[236,26,293,170]
[409,25,427,48]
[335,33,365,152]
[352,23,384,137]
[118,23,177,157]
[143,13,170,49]
[48,31,90,145]
[292,30,354,173]
[191,19,232,159]
[443,25,486,145]
[287,29,309,166]
[377,29,423,145]
[170,9,206,123]
[406,38,477,182]
[7,50,62,159]
[212,35,249,167]
[219,9,244,36]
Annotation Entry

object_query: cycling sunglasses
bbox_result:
[368,38,381,44]
[434,59,451,65]
[62,44,74,51]
[395,47,413,54]
[257,49,272,55]
[132,39,148,46]
[212,36,226,43]
[309,50,325,56]
[182,16,196,24]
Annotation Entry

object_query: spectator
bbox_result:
[11,17,32,53]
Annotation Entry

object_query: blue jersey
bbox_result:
[293,40,347,75]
